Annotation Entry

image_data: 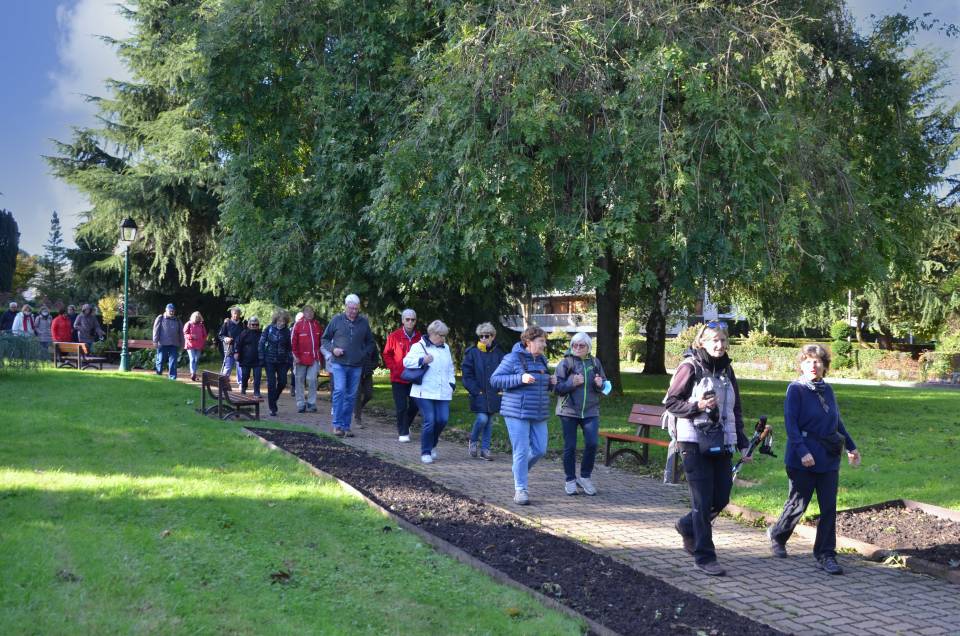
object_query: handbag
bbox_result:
[819,430,845,456]
[695,422,726,456]
[400,342,430,385]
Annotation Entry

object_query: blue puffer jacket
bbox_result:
[258,324,292,365]
[490,342,552,421]
[461,342,505,413]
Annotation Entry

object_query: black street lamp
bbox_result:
[118,217,138,372]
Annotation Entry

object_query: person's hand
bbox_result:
[549,374,557,387]
[739,448,753,463]
[333,347,344,357]
[594,375,604,388]
[848,449,861,467]
[292,356,300,365]
[521,373,536,384]
[224,337,233,344]
[801,453,815,468]
[697,395,717,410]
[422,353,434,364]
[570,373,584,387]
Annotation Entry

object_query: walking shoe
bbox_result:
[694,561,726,577]
[817,555,843,575]
[564,480,578,495]
[297,405,306,413]
[398,435,411,443]
[269,410,278,417]
[480,449,493,461]
[430,448,438,460]
[421,454,433,464]
[514,489,530,505]
[334,429,345,437]
[576,477,597,496]
[675,521,695,555]
[767,528,788,558]
[468,441,479,458]
[307,404,317,413]
[344,431,355,438]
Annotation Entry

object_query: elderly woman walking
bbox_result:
[664,322,751,576]
[490,325,556,505]
[73,304,105,348]
[259,309,293,417]
[461,322,505,460]
[554,332,607,496]
[767,344,861,575]
[403,320,456,464]
[183,311,208,382]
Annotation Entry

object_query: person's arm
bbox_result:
[728,368,749,451]
[382,333,398,375]
[663,364,700,418]
[320,318,335,354]
[783,383,811,460]
[553,358,576,395]
[152,316,161,344]
[402,342,426,368]
[258,327,268,361]
[461,350,481,395]
[590,357,606,393]
[489,354,523,390]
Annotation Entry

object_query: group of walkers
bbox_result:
[1,301,105,351]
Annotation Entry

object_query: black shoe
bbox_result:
[767,528,788,558]
[675,521,695,555]
[344,431,355,438]
[817,555,843,575]
[694,561,726,576]
[269,410,278,417]
[297,405,306,413]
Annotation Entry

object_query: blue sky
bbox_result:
[2,0,958,256]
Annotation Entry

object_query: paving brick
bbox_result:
[249,391,960,636]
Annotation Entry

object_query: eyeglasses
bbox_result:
[571,343,588,349]
[403,318,417,322]
[706,321,728,330]
[479,334,494,339]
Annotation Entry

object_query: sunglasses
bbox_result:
[479,334,494,339]
[571,343,588,348]
[706,321,728,330]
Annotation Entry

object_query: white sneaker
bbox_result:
[513,489,530,505]
[398,435,411,442]
[421,454,433,464]
[430,448,438,460]
[564,480,578,495]
[576,476,597,496]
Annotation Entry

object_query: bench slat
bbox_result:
[627,413,662,426]
[599,432,669,447]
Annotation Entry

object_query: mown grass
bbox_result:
[369,372,960,517]
[0,369,583,635]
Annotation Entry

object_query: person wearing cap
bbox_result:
[153,303,185,380]
[74,304,105,349]
[1,301,20,332]
[321,294,374,437]
[218,307,244,388]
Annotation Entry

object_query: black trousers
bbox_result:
[354,371,374,424]
[265,362,290,413]
[769,468,839,559]
[676,442,732,565]
[391,382,419,436]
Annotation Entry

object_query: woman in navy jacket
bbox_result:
[767,344,861,575]
[490,325,556,505]
[461,322,505,461]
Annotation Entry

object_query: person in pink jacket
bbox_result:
[183,311,208,381]
[291,305,323,413]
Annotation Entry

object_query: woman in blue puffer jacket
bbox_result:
[490,325,556,505]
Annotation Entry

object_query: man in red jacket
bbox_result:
[291,305,323,413]
[382,308,422,442]
[51,310,73,343]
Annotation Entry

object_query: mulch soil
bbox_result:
[247,427,782,636]
[836,502,960,567]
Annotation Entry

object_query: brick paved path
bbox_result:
[205,378,960,636]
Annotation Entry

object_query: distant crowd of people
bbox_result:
[1,301,105,351]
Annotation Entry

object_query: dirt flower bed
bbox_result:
[248,428,781,636]
[836,503,960,568]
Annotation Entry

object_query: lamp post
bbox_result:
[118,217,138,372]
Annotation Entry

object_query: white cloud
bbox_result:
[47,0,132,115]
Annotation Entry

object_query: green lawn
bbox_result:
[0,369,582,635]
[370,372,960,517]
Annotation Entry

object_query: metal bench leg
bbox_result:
[604,437,613,466]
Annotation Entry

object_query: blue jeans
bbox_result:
[503,417,548,491]
[415,398,450,455]
[155,345,179,379]
[221,354,238,383]
[560,416,599,481]
[330,363,362,430]
[187,349,202,375]
[470,412,495,450]
[238,364,262,395]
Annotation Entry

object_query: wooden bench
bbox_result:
[199,370,262,420]
[116,338,155,351]
[600,404,679,480]
[53,342,107,370]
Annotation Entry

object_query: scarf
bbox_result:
[477,341,488,352]
[797,376,830,413]
[693,347,730,375]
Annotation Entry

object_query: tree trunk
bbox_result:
[595,248,622,393]
[642,262,672,375]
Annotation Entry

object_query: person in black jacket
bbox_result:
[236,316,263,396]
[218,307,244,388]
[461,322,506,460]
[259,309,292,416]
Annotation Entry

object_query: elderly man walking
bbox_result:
[321,294,374,437]
[153,303,185,380]
[0,301,18,332]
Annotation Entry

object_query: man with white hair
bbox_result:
[0,301,18,332]
[321,294,375,437]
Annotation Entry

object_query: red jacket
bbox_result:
[291,318,322,365]
[383,327,422,383]
[183,321,208,350]
[51,314,73,342]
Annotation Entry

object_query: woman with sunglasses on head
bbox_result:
[461,322,506,460]
[490,325,557,505]
[664,321,751,576]
[767,344,861,575]
[554,332,607,496]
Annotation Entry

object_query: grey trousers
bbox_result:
[294,361,319,408]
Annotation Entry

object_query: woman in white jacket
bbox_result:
[403,319,456,464]
[11,305,37,338]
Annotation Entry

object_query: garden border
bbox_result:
[241,427,619,636]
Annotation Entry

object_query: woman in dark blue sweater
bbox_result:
[767,344,862,575]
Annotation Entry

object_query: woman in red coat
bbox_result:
[382,308,422,442]
[51,311,73,343]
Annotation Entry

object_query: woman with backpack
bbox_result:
[664,322,751,577]
[554,332,607,496]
